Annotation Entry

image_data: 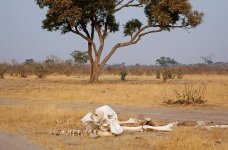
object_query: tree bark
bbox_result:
[89,62,101,83]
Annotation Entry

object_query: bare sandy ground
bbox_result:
[1,99,228,124]
[0,132,45,150]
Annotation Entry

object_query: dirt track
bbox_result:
[1,99,228,124]
[0,132,45,150]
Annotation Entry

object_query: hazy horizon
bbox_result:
[1,0,228,65]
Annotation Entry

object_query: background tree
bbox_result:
[156,56,180,82]
[70,50,89,65]
[35,0,203,83]
[71,50,89,77]
[24,59,35,65]
[156,56,179,67]
[201,55,214,64]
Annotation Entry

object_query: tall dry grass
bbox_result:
[0,74,227,108]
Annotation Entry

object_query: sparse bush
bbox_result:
[120,63,127,81]
[175,67,184,79]
[161,69,175,82]
[163,83,207,105]
[120,70,127,81]
[155,70,160,79]
[34,63,48,78]
[17,65,28,78]
[0,64,8,79]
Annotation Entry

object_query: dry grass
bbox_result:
[0,105,88,133]
[0,104,228,150]
[0,74,228,149]
[154,127,228,150]
[0,74,228,108]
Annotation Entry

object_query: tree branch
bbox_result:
[115,0,124,7]
[93,18,106,63]
[69,27,98,54]
[115,0,142,12]
[100,26,163,67]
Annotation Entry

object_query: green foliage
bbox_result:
[35,0,119,34]
[124,19,142,37]
[156,56,179,67]
[24,59,35,65]
[71,50,89,65]
[144,0,204,30]
[36,0,203,35]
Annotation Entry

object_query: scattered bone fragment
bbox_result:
[195,121,228,130]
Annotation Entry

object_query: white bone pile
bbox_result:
[81,105,178,136]
[50,105,228,138]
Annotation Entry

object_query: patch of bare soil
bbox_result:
[0,132,46,150]
[1,99,228,124]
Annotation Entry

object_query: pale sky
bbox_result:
[0,0,227,65]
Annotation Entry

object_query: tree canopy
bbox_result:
[156,56,179,67]
[35,0,203,82]
[71,50,89,65]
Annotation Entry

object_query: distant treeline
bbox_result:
[0,60,228,79]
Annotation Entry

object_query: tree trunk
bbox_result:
[89,63,101,83]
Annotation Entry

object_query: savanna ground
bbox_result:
[0,74,228,150]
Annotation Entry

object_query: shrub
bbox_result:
[120,70,127,81]
[155,70,160,79]
[175,67,184,79]
[161,69,175,82]
[163,83,207,105]
[17,65,28,78]
[34,63,48,78]
[0,64,8,79]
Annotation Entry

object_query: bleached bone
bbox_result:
[97,131,114,137]
[143,121,179,131]
[122,126,143,132]
[195,121,228,130]
[81,105,124,135]
[121,122,178,132]
[119,118,139,125]
[81,112,93,124]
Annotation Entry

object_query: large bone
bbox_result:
[122,121,178,132]
[195,121,228,129]
[119,118,139,125]
[122,126,143,132]
[143,121,179,131]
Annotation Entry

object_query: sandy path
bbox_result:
[64,102,228,124]
[0,132,45,150]
[1,99,228,124]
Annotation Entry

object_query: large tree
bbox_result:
[35,0,203,82]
